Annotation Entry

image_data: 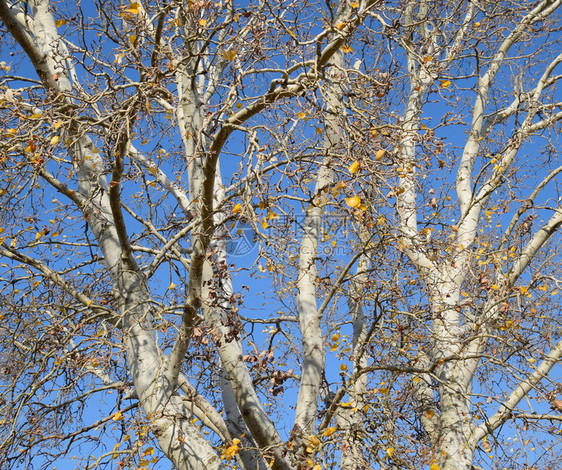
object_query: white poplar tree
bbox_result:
[0,1,561,470]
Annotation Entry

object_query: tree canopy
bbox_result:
[0,1,562,470]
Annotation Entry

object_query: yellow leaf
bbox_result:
[348,161,360,174]
[375,149,386,161]
[233,203,242,213]
[350,2,359,7]
[223,49,237,61]
[330,342,339,352]
[148,166,158,175]
[315,127,323,134]
[340,364,347,371]
[55,19,67,27]
[307,435,321,447]
[124,2,140,14]
[440,80,451,88]
[112,411,123,421]
[520,286,528,295]
[142,447,154,456]
[387,447,394,457]
[430,464,440,470]
[423,56,432,62]
[138,460,149,467]
[335,22,347,30]
[129,34,138,46]
[221,440,241,461]
[50,135,60,146]
[312,465,322,470]
[323,427,336,437]
[10,239,16,248]
[168,282,176,290]
[261,219,268,229]
[53,120,63,129]
[35,231,44,242]
[346,195,361,208]
[29,113,42,119]
[331,333,340,342]
[199,18,208,26]
[341,44,353,53]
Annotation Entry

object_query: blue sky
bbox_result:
[1,1,561,469]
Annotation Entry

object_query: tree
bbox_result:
[1,0,561,469]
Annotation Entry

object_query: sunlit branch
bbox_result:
[468,338,562,447]
[456,0,562,218]
[0,244,112,317]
